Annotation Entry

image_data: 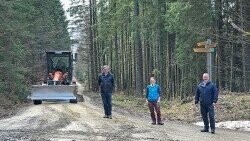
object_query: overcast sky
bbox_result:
[60,0,82,50]
[60,0,72,22]
[60,0,71,11]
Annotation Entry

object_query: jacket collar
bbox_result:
[200,81,211,87]
[102,72,110,76]
[150,84,157,87]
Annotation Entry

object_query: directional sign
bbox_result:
[243,32,250,36]
[193,48,214,53]
[209,43,217,48]
[194,39,216,81]
[197,41,207,47]
[197,42,217,48]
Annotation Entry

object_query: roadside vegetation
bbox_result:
[0,0,70,118]
[111,92,250,123]
[0,1,70,98]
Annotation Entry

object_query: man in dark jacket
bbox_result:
[98,65,114,119]
[195,73,218,134]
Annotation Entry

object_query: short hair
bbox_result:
[203,73,209,77]
[102,65,110,70]
[150,76,155,80]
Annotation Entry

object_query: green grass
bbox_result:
[112,92,250,123]
[113,92,148,113]
[217,93,250,121]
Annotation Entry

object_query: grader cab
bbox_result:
[29,51,78,105]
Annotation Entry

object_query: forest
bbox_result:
[0,0,70,102]
[0,0,249,103]
[71,0,250,100]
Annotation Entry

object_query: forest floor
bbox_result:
[0,97,29,120]
[0,85,249,141]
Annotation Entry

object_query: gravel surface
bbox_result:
[0,86,249,141]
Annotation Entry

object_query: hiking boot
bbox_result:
[211,129,215,134]
[108,115,112,119]
[103,115,108,118]
[157,122,164,125]
[151,122,156,125]
[200,129,209,132]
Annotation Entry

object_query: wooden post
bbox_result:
[206,39,212,81]
[194,39,217,81]
[207,52,212,81]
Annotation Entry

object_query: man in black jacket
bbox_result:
[98,65,114,119]
[195,73,218,134]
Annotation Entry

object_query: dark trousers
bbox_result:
[148,102,162,123]
[200,104,215,130]
[101,93,112,116]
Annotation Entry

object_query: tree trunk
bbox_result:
[89,0,95,91]
[134,0,143,95]
[167,32,176,100]
[157,0,167,97]
[215,0,225,90]
[243,0,250,92]
[240,0,246,92]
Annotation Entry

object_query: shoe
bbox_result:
[108,115,112,119]
[200,129,209,132]
[211,129,215,134]
[157,122,164,125]
[103,115,108,118]
[151,122,156,125]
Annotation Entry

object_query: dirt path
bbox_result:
[0,94,249,141]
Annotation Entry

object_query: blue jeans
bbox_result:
[101,93,112,116]
[200,104,215,130]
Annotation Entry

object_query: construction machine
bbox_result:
[29,51,78,105]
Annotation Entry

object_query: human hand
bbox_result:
[194,102,198,107]
[193,103,199,111]
[157,99,160,103]
[144,99,148,106]
[195,101,198,105]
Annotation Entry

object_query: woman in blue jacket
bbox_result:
[146,77,164,125]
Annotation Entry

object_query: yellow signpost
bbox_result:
[194,41,217,53]
[193,48,214,53]
[193,39,217,80]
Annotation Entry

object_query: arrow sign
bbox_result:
[197,41,207,47]
[193,48,214,53]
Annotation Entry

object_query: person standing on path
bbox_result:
[195,73,218,134]
[146,77,164,125]
[98,65,114,119]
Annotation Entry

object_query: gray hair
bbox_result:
[203,73,209,77]
[102,65,110,70]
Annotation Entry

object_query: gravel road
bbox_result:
[0,94,249,141]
